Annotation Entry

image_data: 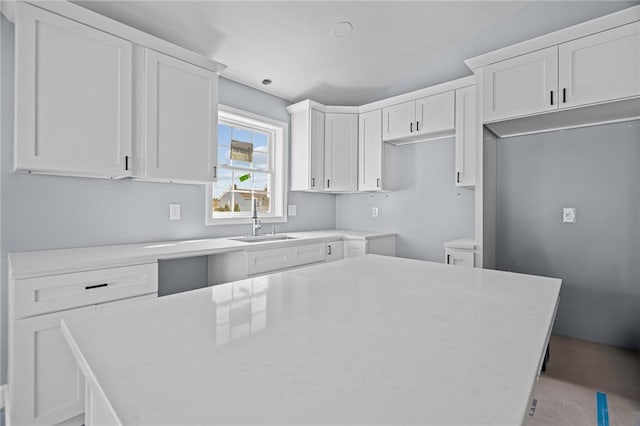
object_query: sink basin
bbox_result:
[230,235,297,243]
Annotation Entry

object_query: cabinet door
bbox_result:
[10,306,93,426]
[445,248,474,267]
[559,22,640,108]
[455,86,477,187]
[358,110,383,191]
[482,46,558,122]
[144,49,218,182]
[291,243,326,267]
[325,241,345,262]
[310,109,326,190]
[247,247,291,275]
[344,240,367,258]
[415,91,455,136]
[325,113,358,191]
[382,101,415,141]
[14,3,132,178]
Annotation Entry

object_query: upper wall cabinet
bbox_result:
[14,2,133,178]
[137,49,218,183]
[482,47,558,122]
[482,22,640,123]
[559,22,640,108]
[358,109,384,191]
[288,102,325,191]
[325,113,358,191]
[382,91,455,143]
[455,86,477,187]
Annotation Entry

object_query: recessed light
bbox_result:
[262,79,272,86]
[331,21,353,38]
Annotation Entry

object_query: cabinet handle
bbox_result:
[311,177,315,187]
[456,172,461,183]
[410,122,413,133]
[328,245,332,255]
[550,90,554,105]
[125,155,129,171]
[376,178,381,188]
[416,121,420,132]
[327,179,330,188]
[446,254,451,265]
[85,283,109,290]
[213,166,217,179]
[563,88,566,103]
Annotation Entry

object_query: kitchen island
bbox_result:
[61,255,561,426]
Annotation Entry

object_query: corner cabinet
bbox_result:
[324,113,358,191]
[14,2,133,178]
[137,49,219,183]
[288,102,325,191]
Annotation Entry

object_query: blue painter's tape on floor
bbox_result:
[596,391,609,426]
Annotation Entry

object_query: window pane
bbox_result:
[218,144,230,166]
[218,125,231,145]
[212,168,233,212]
[231,127,251,143]
[253,152,269,171]
[252,132,269,152]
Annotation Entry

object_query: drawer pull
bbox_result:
[85,283,109,290]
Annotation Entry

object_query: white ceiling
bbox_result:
[73,1,637,105]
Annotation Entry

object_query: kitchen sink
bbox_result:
[230,235,297,243]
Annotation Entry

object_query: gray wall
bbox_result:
[336,138,475,261]
[496,120,640,351]
[0,16,336,384]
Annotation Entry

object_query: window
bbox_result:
[207,106,288,225]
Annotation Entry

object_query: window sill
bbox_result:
[206,215,288,226]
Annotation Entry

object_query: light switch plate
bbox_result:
[563,207,576,223]
[288,204,297,216]
[169,203,181,220]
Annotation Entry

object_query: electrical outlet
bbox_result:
[563,207,576,223]
[169,203,181,220]
[288,204,297,216]
[372,207,379,218]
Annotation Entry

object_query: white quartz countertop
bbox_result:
[61,255,561,426]
[8,229,395,279]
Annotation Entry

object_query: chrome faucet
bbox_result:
[251,198,262,236]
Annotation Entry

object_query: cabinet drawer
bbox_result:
[247,247,291,276]
[13,263,158,319]
[291,243,326,267]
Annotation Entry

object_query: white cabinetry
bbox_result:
[358,109,384,191]
[559,22,640,108]
[289,103,325,191]
[454,86,477,187]
[8,263,158,426]
[138,49,219,183]
[14,2,132,178]
[482,46,558,122]
[325,241,344,262]
[482,22,640,123]
[324,113,358,191]
[382,91,455,143]
[344,235,396,259]
[247,243,327,276]
[444,239,475,268]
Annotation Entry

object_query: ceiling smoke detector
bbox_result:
[331,21,353,38]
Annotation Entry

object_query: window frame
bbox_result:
[206,105,288,226]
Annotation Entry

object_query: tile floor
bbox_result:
[527,334,640,426]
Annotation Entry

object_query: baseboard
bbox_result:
[0,383,5,409]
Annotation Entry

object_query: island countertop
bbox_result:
[61,255,561,426]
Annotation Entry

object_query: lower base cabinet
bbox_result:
[8,263,158,426]
[444,239,476,268]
